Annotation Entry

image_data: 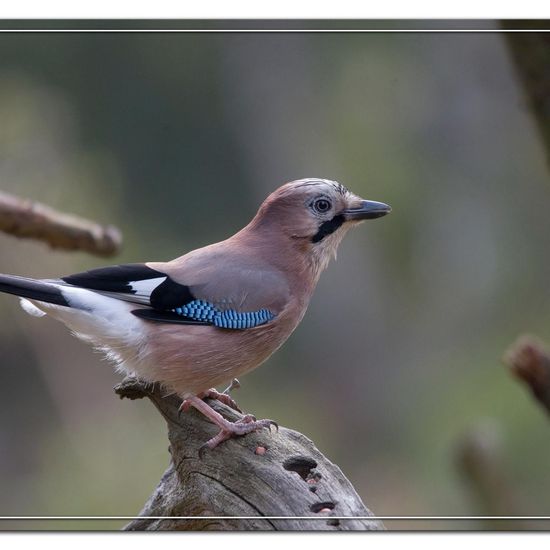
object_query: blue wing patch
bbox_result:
[132,300,275,329]
[173,300,275,329]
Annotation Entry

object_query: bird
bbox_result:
[0,178,390,453]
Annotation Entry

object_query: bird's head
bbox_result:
[247,178,391,273]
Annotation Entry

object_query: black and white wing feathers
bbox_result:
[59,263,279,329]
[61,264,168,306]
[60,263,197,311]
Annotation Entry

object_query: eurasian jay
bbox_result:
[0,178,390,452]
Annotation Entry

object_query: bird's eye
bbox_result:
[313,198,332,214]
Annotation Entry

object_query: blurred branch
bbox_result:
[503,334,550,415]
[455,422,525,530]
[501,25,550,168]
[0,190,122,257]
[115,377,383,532]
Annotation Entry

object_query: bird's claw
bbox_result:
[180,388,243,416]
[259,419,278,432]
[198,417,278,458]
[242,416,277,432]
[213,392,242,413]
[202,388,243,413]
[178,399,191,417]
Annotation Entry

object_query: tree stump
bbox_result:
[115,378,383,531]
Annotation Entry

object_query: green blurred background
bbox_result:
[0,27,549,530]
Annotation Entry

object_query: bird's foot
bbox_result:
[202,387,242,413]
[199,416,277,458]
[179,386,242,414]
[182,395,277,457]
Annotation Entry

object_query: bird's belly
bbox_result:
[133,320,296,396]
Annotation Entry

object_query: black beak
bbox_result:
[344,200,392,220]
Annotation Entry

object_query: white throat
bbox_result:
[309,226,350,278]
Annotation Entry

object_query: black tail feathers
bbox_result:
[0,274,69,306]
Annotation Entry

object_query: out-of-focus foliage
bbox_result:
[0,29,549,530]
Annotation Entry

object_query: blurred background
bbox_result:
[0,26,550,530]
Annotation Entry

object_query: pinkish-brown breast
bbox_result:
[133,293,309,397]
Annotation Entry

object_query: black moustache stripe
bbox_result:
[311,214,345,243]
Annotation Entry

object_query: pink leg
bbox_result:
[183,395,277,457]
[179,387,242,413]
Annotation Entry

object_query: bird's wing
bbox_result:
[58,260,289,329]
[59,263,172,306]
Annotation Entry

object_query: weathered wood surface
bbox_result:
[0,190,122,257]
[115,378,383,531]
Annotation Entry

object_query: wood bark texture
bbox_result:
[115,378,383,531]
